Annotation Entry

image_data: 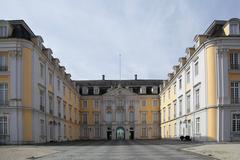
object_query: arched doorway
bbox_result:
[116,127,125,140]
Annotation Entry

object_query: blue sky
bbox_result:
[1,0,240,80]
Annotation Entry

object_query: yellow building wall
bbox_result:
[206,46,217,140]
[22,48,33,141]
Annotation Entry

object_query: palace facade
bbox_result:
[76,77,162,140]
[0,18,240,144]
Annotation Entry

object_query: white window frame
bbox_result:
[232,112,240,133]
[230,23,239,35]
[0,115,8,135]
[0,83,8,105]
[196,117,200,134]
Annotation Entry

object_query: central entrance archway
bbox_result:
[116,127,125,140]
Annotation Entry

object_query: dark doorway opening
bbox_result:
[129,127,134,140]
[107,131,112,140]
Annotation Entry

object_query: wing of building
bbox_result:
[160,18,240,142]
[0,20,81,144]
[0,18,240,144]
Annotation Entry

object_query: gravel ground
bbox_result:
[184,143,240,160]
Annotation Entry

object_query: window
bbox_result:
[153,112,158,122]
[69,105,72,120]
[82,87,88,95]
[140,86,146,94]
[83,127,88,137]
[49,95,54,114]
[57,99,61,117]
[93,87,99,95]
[129,100,134,107]
[173,101,176,118]
[129,111,134,122]
[196,117,200,134]
[49,122,54,140]
[0,83,8,105]
[106,112,112,122]
[142,100,146,107]
[195,89,200,109]
[83,100,88,108]
[163,93,165,103]
[186,70,190,84]
[231,81,240,104]
[58,123,61,138]
[151,86,158,94]
[195,62,199,76]
[64,124,66,138]
[179,77,182,89]
[142,128,147,137]
[169,124,171,137]
[0,116,8,135]
[186,94,191,113]
[179,99,182,116]
[174,83,176,94]
[163,108,166,122]
[232,113,240,132]
[168,88,170,99]
[168,106,170,121]
[94,100,99,109]
[57,78,61,90]
[63,85,66,96]
[94,113,99,124]
[230,23,239,35]
[230,53,240,70]
[40,63,44,78]
[49,72,53,85]
[116,112,123,122]
[152,100,158,107]
[40,119,44,137]
[63,102,66,119]
[0,26,7,37]
[0,55,8,71]
[39,89,45,112]
[95,128,100,137]
[174,123,177,137]
[107,100,112,106]
[83,112,88,124]
[142,112,147,123]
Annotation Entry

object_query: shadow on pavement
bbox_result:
[36,139,204,146]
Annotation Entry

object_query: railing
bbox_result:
[0,66,8,72]
[229,64,240,70]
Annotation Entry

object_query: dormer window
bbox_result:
[0,26,7,37]
[140,86,146,94]
[230,23,239,35]
[93,86,99,95]
[82,87,88,95]
[151,86,158,94]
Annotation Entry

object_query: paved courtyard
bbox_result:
[0,140,217,160]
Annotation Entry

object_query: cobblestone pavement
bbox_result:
[0,140,216,160]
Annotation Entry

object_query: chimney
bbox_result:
[102,75,105,80]
[134,74,137,80]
